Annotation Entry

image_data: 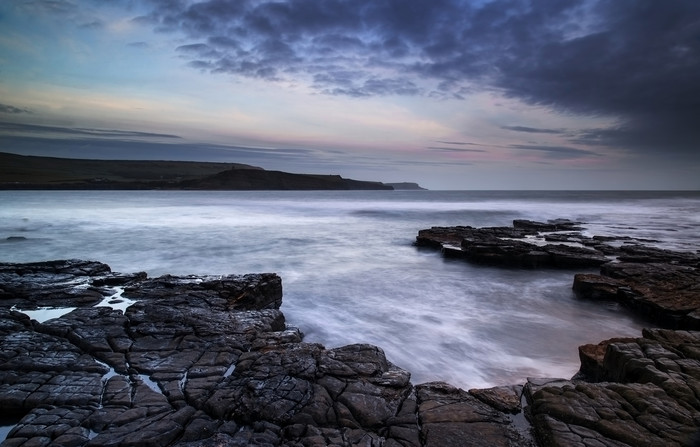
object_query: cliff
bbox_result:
[384,182,427,190]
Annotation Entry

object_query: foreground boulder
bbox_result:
[0,260,533,447]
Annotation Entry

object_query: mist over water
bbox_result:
[2,190,699,389]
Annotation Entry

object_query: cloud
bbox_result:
[501,126,565,135]
[131,0,698,160]
[428,146,486,153]
[0,104,32,114]
[509,144,601,160]
[0,122,181,139]
[127,41,149,48]
[17,0,104,29]
[0,133,313,166]
[435,141,483,146]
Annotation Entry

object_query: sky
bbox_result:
[0,0,699,190]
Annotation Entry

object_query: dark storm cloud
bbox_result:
[134,0,699,158]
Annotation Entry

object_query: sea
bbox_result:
[1,190,699,389]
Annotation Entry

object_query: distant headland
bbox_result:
[0,152,425,191]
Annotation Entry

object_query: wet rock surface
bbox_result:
[527,329,700,447]
[416,220,609,268]
[1,259,533,447]
[574,262,700,330]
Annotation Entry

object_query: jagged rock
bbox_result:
[526,329,700,447]
[416,220,609,268]
[417,382,536,446]
[512,219,583,232]
[574,262,700,329]
[469,385,524,414]
[616,244,700,266]
[572,274,626,301]
[122,272,283,310]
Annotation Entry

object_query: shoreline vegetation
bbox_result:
[0,152,425,191]
[1,219,699,445]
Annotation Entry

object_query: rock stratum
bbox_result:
[1,255,699,446]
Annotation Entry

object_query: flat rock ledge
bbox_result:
[2,260,699,446]
[417,219,700,330]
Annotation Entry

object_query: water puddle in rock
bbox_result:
[10,306,76,323]
[0,422,18,442]
[94,287,137,313]
[509,392,536,444]
[0,412,27,443]
[223,364,236,378]
[178,371,189,392]
[95,359,124,408]
[137,374,162,394]
[96,360,120,382]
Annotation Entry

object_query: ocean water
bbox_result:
[1,190,699,389]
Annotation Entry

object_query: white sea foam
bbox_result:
[1,190,698,388]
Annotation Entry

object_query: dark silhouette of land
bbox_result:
[0,152,399,190]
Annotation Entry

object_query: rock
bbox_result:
[616,244,700,266]
[575,337,635,382]
[417,382,536,446]
[512,219,583,232]
[1,260,534,447]
[526,329,700,447]
[574,263,700,329]
[469,385,523,414]
[4,236,27,242]
[7,258,698,447]
[416,221,609,268]
[419,219,700,328]
[572,273,626,301]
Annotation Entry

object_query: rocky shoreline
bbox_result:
[1,220,699,446]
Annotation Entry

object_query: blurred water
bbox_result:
[1,190,698,388]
